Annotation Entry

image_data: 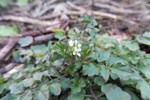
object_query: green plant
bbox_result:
[0,0,29,7]
[1,15,150,100]
[0,25,19,40]
[0,0,12,7]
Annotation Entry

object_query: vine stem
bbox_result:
[90,88,98,100]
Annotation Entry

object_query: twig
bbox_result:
[90,88,98,100]
[40,14,60,20]
[46,0,58,6]
[21,30,42,37]
[0,28,56,45]
[34,0,43,17]
[67,1,85,11]
[60,20,70,29]
[0,15,60,26]
[54,74,66,81]
[85,93,104,98]
[3,64,24,80]
[94,0,140,8]
[0,38,19,64]
[94,3,144,14]
[38,4,56,17]
[0,63,17,74]
[40,10,135,25]
[34,33,55,44]
[143,15,150,20]
[66,1,135,24]
[22,26,58,37]
[97,93,104,97]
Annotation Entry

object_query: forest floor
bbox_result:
[0,0,150,74]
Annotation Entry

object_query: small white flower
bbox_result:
[78,44,81,48]
[75,40,78,45]
[73,51,76,55]
[69,40,74,46]
[77,53,81,57]
[69,40,82,57]
[74,47,81,52]
[74,47,77,51]
[77,48,82,52]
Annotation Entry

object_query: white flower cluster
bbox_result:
[68,40,82,57]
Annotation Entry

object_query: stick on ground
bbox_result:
[0,15,60,26]
[0,38,19,64]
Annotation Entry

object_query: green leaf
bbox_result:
[31,44,48,54]
[65,65,76,75]
[125,41,139,51]
[92,19,98,26]
[98,97,107,100]
[82,63,99,76]
[111,67,132,80]
[48,81,61,96]
[90,51,100,60]
[118,44,129,54]
[74,27,80,34]
[127,53,138,64]
[52,29,64,33]
[3,80,14,90]
[9,83,24,94]
[17,0,29,6]
[48,41,53,49]
[0,74,4,83]
[34,84,49,100]
[136,37,150,45]
[136,80,150,99]
[18,36,33,47]
[55,33,65,40]
[137,62,150,79]
[33,72,43,81]
[52,29,65,40]
[20,90,33,100]
[94,77,105,86]
[90,29,97,36]
[66,61,82,75]
[0,0,10,7]
[107,56,125,66]
[49,52,63,62]
[100,65,110,81]
[75,60,82,68]
[71,76,86,94]
[84,98,91,100]
[124,88,140,100]
[110,72,118,80]
[143,32,150,38]
[0,84,5,94]
[0,25,19,37]
[1,94,17,100]
[137,50,144,58]
[68,89,85,100]
[145,54,150,59]
[101,84,131,100]
[22,78,34,87]
[91,38,96,43]
[52,58,64,67]
[80,15,92,23]
[97,52,110,62]
[60,77,71,90]
[48,66,59,77]
[12,51,20,62]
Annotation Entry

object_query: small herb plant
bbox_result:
[1,15,150,100]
